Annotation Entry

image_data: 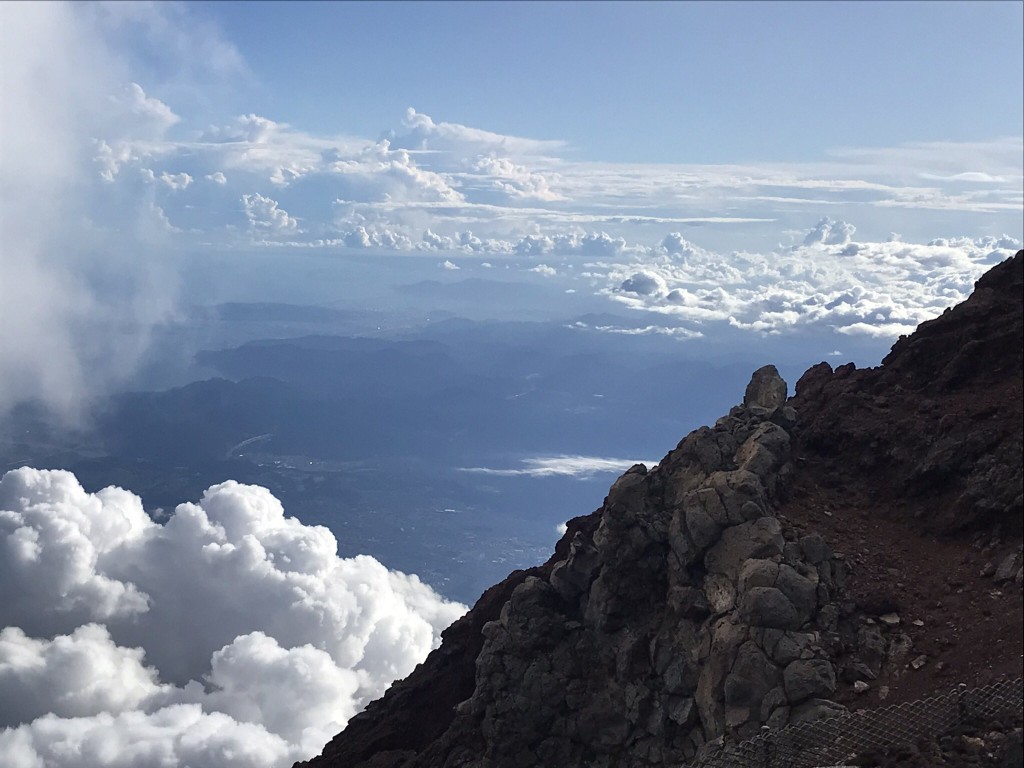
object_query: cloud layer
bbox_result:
[0,468,466,767]
[460,455,660,479]
[591,226,1020,338]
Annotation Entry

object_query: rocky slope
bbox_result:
[296,251,1022,768]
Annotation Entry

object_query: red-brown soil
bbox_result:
[782,251,1023,709]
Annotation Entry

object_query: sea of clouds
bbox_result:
[0,468,466,767]
[594,225,1021,338]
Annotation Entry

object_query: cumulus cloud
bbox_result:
[0,468,466,766]
[341,226,373,249]
[0,3,193,417]
[469,155,563,201]
[117,82,180,134]
[459,455,659,479]
[158,171,193,191]
[619,270,669,296]
[596,225,1021,337]
[423,228,453,250]
[2,705,294,768]
[803,216,856,246]
[327,140,465,204]
[203,113,285,145]
[660,232,703,258]
[388,107,565,157]
[242,193,298,232]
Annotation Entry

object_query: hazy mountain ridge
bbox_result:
[296,252,1023,767]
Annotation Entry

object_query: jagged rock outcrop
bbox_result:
[297,251,1023,768]
[301,367,853,767]
[791,251,1023,535]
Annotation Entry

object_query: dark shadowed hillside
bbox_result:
[295,252,1023,768]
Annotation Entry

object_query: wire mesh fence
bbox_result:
[686,676,1023,768]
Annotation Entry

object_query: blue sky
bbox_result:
[192,1,1024,163]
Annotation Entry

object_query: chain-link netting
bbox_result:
[685,677,1023,768]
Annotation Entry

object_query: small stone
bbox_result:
[912,619,925,627]
[879,613,900,626]
[994,553,1021,583]
[878,685,890,701]
[911,655,928,670]
[783,659,837,704]
[980,562,996,578]
[853,680,870,694]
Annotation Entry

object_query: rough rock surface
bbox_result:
[780,251,1024,708]
[296,252,1023,768]
[791,251,1023,535]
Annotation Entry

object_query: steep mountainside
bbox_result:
[296,252,1023,768]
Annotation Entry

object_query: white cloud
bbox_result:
[0,624,162,724]
[569,322,703,340]
[0,468,466,766]
[920,171,1007,183]
[203,114,285,145]
[593,224,1020,337]
[459,455,659,479]
[441,259,460,271]
[328,140,465,204]
[660,232,705,259]
[388,107,565,157]
[242,193,298,232]
[1,704,293,768]
[205,171,228,184]
[0,3,187,418]
[468,155,563,201]
[158,172,192,191]
[117,82,179,135]
[803,216,856,246]
[76,92,1022,260]
[529,264,557,277]
[835,321,920,338]
[423,228,453,250]
[619,270,668,296]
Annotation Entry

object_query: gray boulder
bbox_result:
[783,658,837,704]
[743,365,788,410]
